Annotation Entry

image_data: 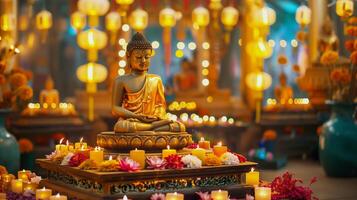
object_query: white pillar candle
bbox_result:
[255,187,271,200]
[49,193,67,200]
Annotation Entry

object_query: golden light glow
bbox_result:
[245,71,272,91]
[188,42,197,50]
[192,6,210,27]
[336,0,354,17]
[118,50,126,57]
[202,42,210,49]
[238,38,242,46]
[202,78,210,86]
[119,60,126,67]
[70,11,86,31]
[129,8,149,31]
[249,6,276,27]
[268,39,275,47]
[118,68,125,76]
[280,40,287,48]
[77,62,108,83]
[221,6,239,29]
[175,49,184,58]
[202,69,209,76]
[77,28,108,50]
[36,10,53,30]
[177,42,185,49]
[202,60,210,68]
[159,7,176,28]
[0,14,15,31]
[105,12,121,31]
[295,5,311,26]
[291,39,298,47]
[122,24,130,32]
[78,0,110,16]
[152,41,160,49]
[246,38,273,59]
[116,0,134,5]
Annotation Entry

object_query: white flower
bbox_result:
[182,155,202,168]
[30,176,42,184]
[61,153,74,165]
[221,152,240,165]
[45,151,57,160]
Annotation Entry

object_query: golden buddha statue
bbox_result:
[318,16,339,55]
[274,72,293,104]
[98,32,191,151]
[39,76,59,106]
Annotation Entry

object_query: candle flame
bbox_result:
[42,187,46,190]
[167,145,170,150]
[59,138,64,144]
[123,195,128,200]
[197,145,200,149]
[80,137,83,143]
[219,189,222,192]
[22,169,26,172]
[217,142,222,146]
[200,137,204,141]
[81,146,85,150]
[109,155,112,160]
[66,140,69,146]
[135,148,138,151]
[56,193,60,197]
[251,167,255,172]
[174,192,177,195]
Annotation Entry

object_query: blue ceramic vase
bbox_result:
[319,103,357,177]
[0,109,20,174]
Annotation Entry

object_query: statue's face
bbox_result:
[128,49,152,72]
[45,80,54,90]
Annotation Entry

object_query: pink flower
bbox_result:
[150,193,166,200]
[196,191,210,200]
[119,157,140,172]
[146,156,167,170]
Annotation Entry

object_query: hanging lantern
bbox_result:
[295,5,311,26]
[336,0,354,18]
[129,8,148,31]
[159,7,177,28]
[116,0,134,5]
[18,14,29,31]
[77,28,108,61]
[71,11,86,32]
[221,6,239,30]
[0,14,15,31]
[36,10,52,30]
[192,6,210,27]
[249,6,276,27]
[78,0,110,27]
[245,71,272,91]
[106,12,121,31]
[246,38,273,59]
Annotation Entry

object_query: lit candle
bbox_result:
[36,187,52,200]
[1,174,13,183]
[191,146,205,161]
[255,187,271,200]
[211,189,228,200]
[119,195,130,200]
[11,179,23,193]
[90,146,104,164]
[49,193,67,200]
[75,137,87,149]
[66,140,74,153]
[246,168,260,186]
[130,148,146,169]
[23,181,38,192]
[17,169,31,181]
[162,145,177,158]
[55,138,66,152]
[213,142,227,157]
[166,192,184,200]
[198,137,211,149]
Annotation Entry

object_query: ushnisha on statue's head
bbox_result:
[126,32,153,72]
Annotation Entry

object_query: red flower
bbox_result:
[69,152,89,167]
[234,153,247,163]
[345,40,354,52]
[165,154,184,169]
[350,51,357,64]
[186,143,198,149]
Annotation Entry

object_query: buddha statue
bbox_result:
[173,57,197,92]
[318,16,339,55]
[39,76,59,106]
[97,33,191,152]
[274,72,293,104]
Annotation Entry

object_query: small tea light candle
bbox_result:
[198,137,210,149]
[18,169,31,181]
[49,193,67,200]
[162,145,176,158]
[11,179,23,193]
[66,140,74,152]
[211,189,228,200]
[255,187,271,200]
[55,138,66,152]
[246,168,259,186]
[90,146,104,164]
[23,181,38,192]
[191,146,205,161]
[166,192,184,200]
[1,174,13,183]
[36,187,52,200]
[213,142,227,157]
[75,137,87,149]
[130,148,146,169]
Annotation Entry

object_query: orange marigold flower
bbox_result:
[350,51,357,64]
[204,154,221,166]
[348,17,357,24]
[263,129,277,141]
[277,54,288,65]
[0,74,6,85]
[17,85,33,101]
[320,50,339,65]
[346,26,354,36]
[345,40,354,52]
[0,165,8,175]
[354,27,357,37]
[340,68,352,85]
[330,68,342,82]
[296,31,307,42]
[18,138,34,153]
[9,73,28,89]
[292,64,300,73]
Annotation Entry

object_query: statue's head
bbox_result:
[126,32,153,72]
[45,76,54,90]
[279,72,287,86]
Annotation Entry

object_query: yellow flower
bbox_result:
[320,50,339,65]
[16,85,33,101]
[203,154,221,166]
